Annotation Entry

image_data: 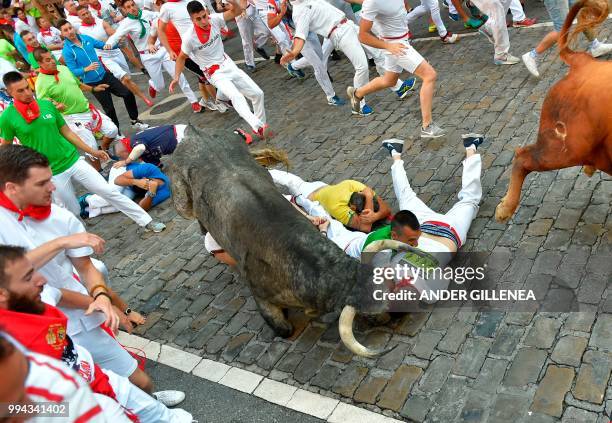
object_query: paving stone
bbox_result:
[399,395,431,422]
[573,350,612,404]
[395,312,429,336]
[377,365,423,412]
[563,308,597,332]
[453,338,491,378]
[418,355,454,394]
[377,342,412,371]
[428,375,470,422]
[222,333,254,361]
[474,358,508,392]
[293,345,332,384]
[524,317,562,349]
[473,311,504,337]
[411,330,443,360]
[590,314,612,352]
[437,321,472,353]
[353,376,387,405]
[310,364,342,391]
[459,389,493,423]
[332,364,368,397]
[236,343,266,365]
[257,342,289,371]
[293,325,325,353]
[490,325,524,356]
[551,336,588,367]
[205,333,230,355]
[577,273,607,304]
[276,352,304,373]
[504,348,548,386]
[489,393,530,421]
[530,366,575,417]
[561,406,599,423]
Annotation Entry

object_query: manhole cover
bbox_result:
[150,98,187,115]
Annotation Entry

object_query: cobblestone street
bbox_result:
[86,12,612,423]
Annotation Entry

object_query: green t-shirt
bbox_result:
[0,39,16,65]
[36,65,89,115]
[0,100,80,175]
[362,225,392,251]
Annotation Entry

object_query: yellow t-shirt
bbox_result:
[312,180,368,225]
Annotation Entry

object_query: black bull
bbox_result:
[170,126,393,357]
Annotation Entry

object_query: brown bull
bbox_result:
[496,0,612,222]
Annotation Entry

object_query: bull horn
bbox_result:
[338,305,397,358]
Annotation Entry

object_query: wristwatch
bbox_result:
[124,307,132,316]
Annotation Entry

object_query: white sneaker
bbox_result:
[589,42,612,58]
[198,98,217,111]
[145,221,166,233]
[522,52,540,77]
[168,408,196,423]
[214,100,228,113]
[131,120,149,131]
[153,390,185,407]
[494,53,520,65]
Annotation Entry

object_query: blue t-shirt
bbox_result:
[127,162,170,186]
[13,33,28,61]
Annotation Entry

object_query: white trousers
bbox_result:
[85,166,134,218]
[99,49,130,80]
[391,155,482,246]
[64,109,118,151]
[292,33,336,100]
[296,195,366,259]
[52,157,152,226]
[142,48,197,103]
[256,9,292,53]
[236,6,270,66]
[470,0,512,57]
[268,169,327,198]
[72,325,137,378]
[329,23,370,93]
[211,59,266,131]
[407,0,448,37]
[105,370,189,422]
[509,0,526,21]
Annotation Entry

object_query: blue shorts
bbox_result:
[544,0,574,31]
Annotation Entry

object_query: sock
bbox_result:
[591,39,601,49]
[530,49,539,59]
[466,144,477,152]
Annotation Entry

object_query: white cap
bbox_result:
[204,232,223,253]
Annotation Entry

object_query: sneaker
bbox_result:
[382,139,404,156]
[131,120,149,131]
[199,98,218,111]
[478,27,494,44]
[522,51,540,77]
[254,124,274,140]
[220,27,235,39]
[330,50,341,61]
[428,23,437,33]
[513,17,536,27]
[78,193,91,219]
[287,63,305,79]
[143,97,154,108]
[234,128,253,145]
[396,77,416,99]
[442,0,449,8]
[346,86,361,114]
[145,221,166,233]
[153,390,185,407]
[462,133,485,149]
[421,122,446,138]
[327,95,346,106]
[467,2,483,18]
[255,46,269,60]
[494,53,520,65]
[167,408,194,423]
[274,53,282,64]
[148,85,157,99]
[589,41,612,58]
[245,64,256,73]
[191,102,203,113]
[441,32,458,44]
[358,104,373,117]
[449,12,460,21]
[214,100,229,113]
[464,17,484,28]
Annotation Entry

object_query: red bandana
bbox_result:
[0,305,68,360]
[68,11,79,16]
[0,191,51,221]
[40,27,53,37]
[80,19,96,27]
[26,44,36,52]
[194,23,212,44]
[39,68,60,82]
[19,16,28,23]
[12,98,41,124]
[120,137,133,152]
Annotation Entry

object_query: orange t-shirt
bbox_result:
[165,21,182,54]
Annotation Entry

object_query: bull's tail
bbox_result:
[559,0,609,64]
[251,148,290,168]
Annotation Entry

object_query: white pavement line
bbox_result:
[119,332,404,422]
[234,57,267,65]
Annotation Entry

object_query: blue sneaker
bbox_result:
[78,193,92,219]
[449,12,459,21]
[287,63,305,79]
[327,95,346,106]
[358,104,373,116]
[245,64,255,73]
[396,78,416,99]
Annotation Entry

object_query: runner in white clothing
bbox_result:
[64,0,83,30]
[232,0,272,71]
[106,0,202,113]
[171,0,273,139]
[406,0,459,43]
[347,0,445,137]
[77,5,154,107]
[36,17,64,60]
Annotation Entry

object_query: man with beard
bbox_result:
[0,245,195,422]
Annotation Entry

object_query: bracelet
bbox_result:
[124,307,132,316]
[94,291,112,302]
[321,231,327,236]
[89,283,108,296]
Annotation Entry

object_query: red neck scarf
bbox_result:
[68,11,79,16]
[120,137,133,152]
[166,0,182,2]
[12,98,41,124]
[40,27,52,37]
[19,16,28,23]
[194,23,212,44]
[80,19,96,27]
[0,305,68,360]
[0,191,51,221]
[26,44,36,52]
[39,68,60,82]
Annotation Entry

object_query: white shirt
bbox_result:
[135,0,154,10]
[0,205,105,336]
[106,10,159,51]
[181,13,226,70]
[79,17,120,58]
[37,27,64,60]
[292,0,345,40]
[360,0,409,39]
[65,11,82,31]
[159,0,207,38]
[14,15,38,34]
[0,57,17,89]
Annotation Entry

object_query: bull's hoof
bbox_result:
[274,322,294,338]
[495,199,513,223]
